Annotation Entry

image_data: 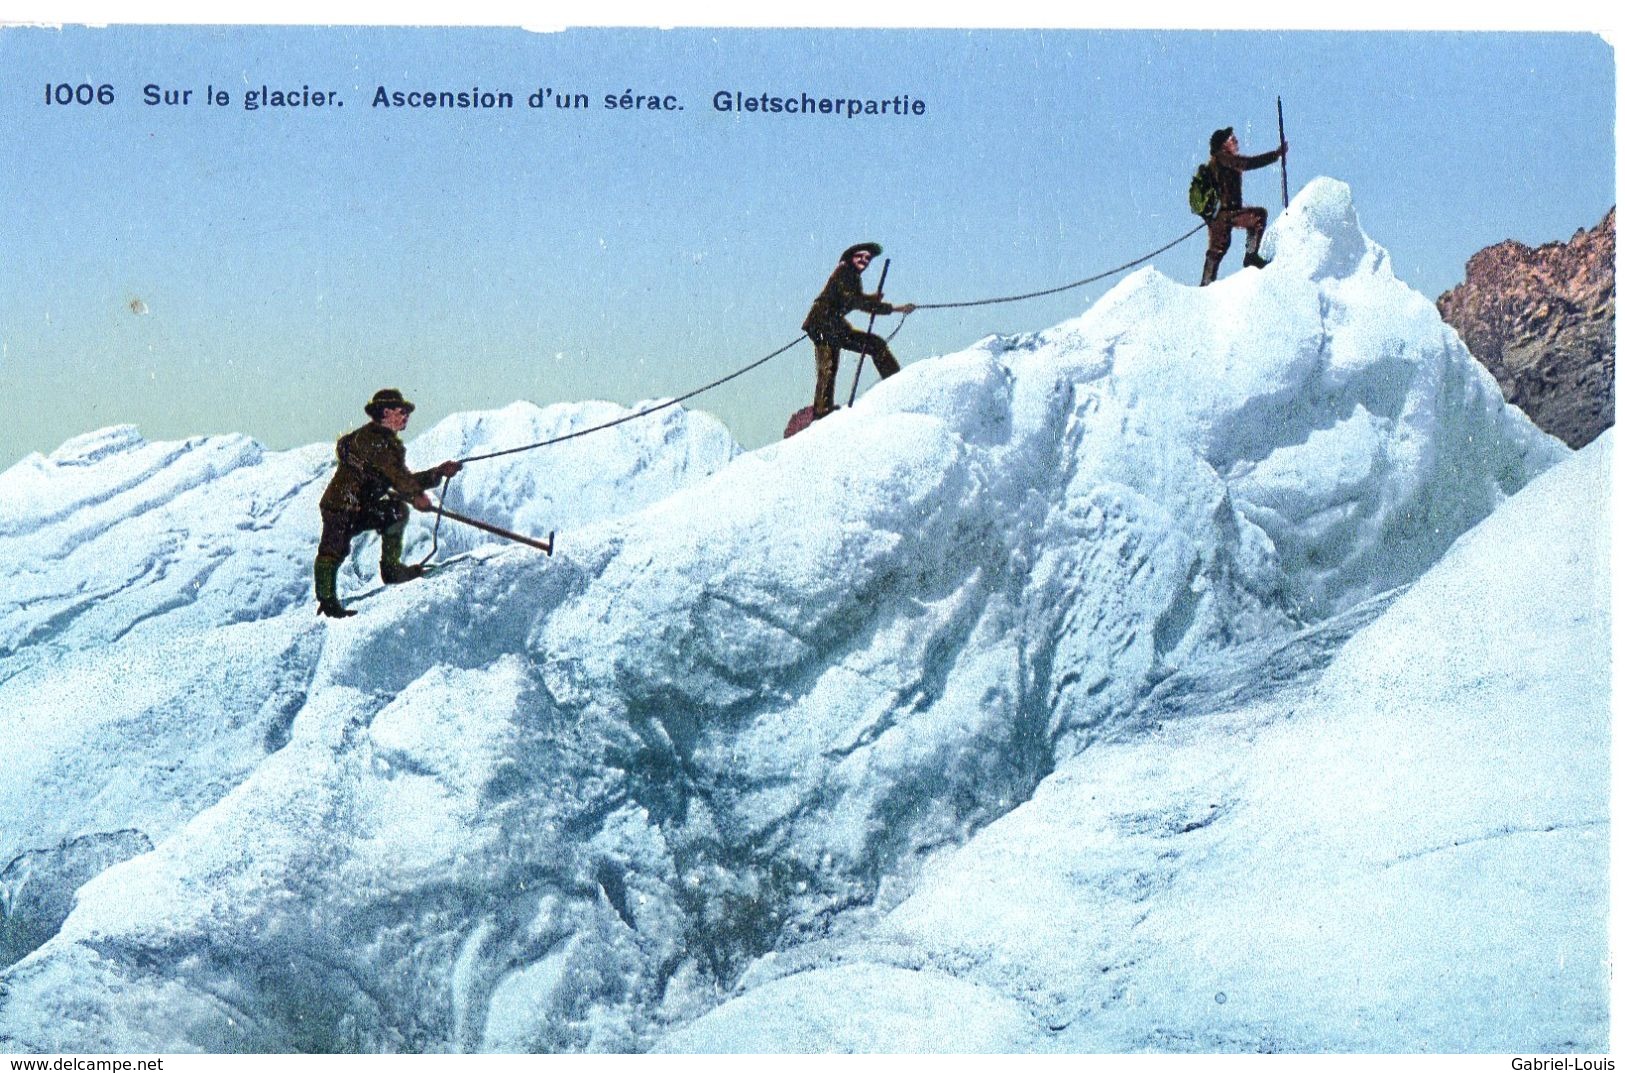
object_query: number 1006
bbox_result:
[45,83,116,105]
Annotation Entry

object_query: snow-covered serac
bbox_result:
[662,431,1609,1053]
[0,398,739,1024]
[0,178,1587,1053]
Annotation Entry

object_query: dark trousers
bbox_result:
[316,500,408,565]
[811,325,899,418]
[1201,207,1269,285]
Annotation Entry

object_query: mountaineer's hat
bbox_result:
[365,388,416,419]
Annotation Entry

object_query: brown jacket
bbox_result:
[1212,146,1283,211]
[803,261,893,340]
[318,421,438,513]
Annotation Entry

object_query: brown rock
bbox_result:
[1437,207,1614,449]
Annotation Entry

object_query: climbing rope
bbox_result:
[414,472,452,568]
[457,333,808,464]
[912,222,1207,311]
[453,222,1208,465]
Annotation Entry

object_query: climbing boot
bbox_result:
[314,559,356,619]
[381,562,429,585]
[1243,252,1271,270]
[377,525,426,584]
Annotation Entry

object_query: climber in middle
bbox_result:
[802,242,916,420]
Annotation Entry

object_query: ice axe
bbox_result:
[407,475,555,567]
[847,256,891,407]
[399,490,556,557]
[433,505,555,555]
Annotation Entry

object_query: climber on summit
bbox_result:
[1198,126,1287,286]
[312,388,462,619]
[802,242,916,420]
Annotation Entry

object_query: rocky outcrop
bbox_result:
[1437,208,1615,449]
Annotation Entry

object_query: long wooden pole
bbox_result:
[433,505,555,555]
[1277,96,1289,209]
[847,257,892,407]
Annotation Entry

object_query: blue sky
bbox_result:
[0,26,1614,463]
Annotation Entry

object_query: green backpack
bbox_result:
[1188,162,1219,220]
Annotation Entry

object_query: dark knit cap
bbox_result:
[365,388,416,419]
[840,241,883,263]
[1210,127,1235,155]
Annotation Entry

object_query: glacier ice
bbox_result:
[667,429,1609,1052]
[0,178,1597,1053]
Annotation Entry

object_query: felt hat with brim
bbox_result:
[365,388,416,419]
[841,242,883,263]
